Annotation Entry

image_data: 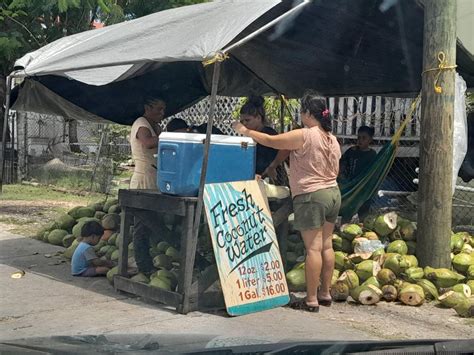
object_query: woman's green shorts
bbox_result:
[292,186,341,231]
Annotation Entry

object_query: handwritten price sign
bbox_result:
[204,180,289,316]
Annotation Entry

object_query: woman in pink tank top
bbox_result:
[233,92,341,312]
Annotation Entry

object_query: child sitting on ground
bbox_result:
[71,220,114,277]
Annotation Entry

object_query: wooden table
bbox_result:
[115,189,292,314]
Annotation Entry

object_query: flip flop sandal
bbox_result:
[289,295,320,313]
[318,298,332,307]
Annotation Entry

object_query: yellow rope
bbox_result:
[202,51,229,66]
[391,94,421,144]
[421,51,457,94]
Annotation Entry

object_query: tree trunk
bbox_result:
[417,0,457,268]
[68,119,82,153]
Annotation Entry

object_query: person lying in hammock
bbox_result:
[339,125,377,220]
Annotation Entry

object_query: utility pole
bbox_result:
[417,0,457,267]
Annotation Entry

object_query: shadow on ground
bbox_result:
[0,232,189,315]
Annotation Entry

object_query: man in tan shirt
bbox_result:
[130,97,166,274]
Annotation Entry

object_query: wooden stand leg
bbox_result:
[276,219,289,271]
[118,207,133,277]
[177,202,197,314]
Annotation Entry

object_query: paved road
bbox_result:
[0,230,378,346]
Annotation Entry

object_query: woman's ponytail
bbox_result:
[300,91,332,132]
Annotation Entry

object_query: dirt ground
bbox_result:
[0,200,80,236]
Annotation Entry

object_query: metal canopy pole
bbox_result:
[0,75,13,194]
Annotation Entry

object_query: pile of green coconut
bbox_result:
[35,200,214,292]
[285,212,474,318]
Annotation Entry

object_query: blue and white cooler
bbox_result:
[157,132,256,196]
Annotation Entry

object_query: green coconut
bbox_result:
[108,204,121,214]
[362,276,380,288]
[451,233,466,254]
[363,231,379,240]
[371,248,386,260]
[382,284,398,302]
[56,214,76,231]
[108,233,118,246]
[62,234,76,248]
[286,268,306,292]
[387,240,408,255]
[363,215,377,231]
[373,212,398,237]
[466,280,474,294]
[330,280,350,301]
[165,246,180,262]
[102,213,121,231]
[75,207,95,219]
[332,234,343,251]
[105,246,117,260]
[461,243,473,254]
[467,265,474,280]
[149,276,172,291]
[398,284,425,306]
[350,284,382,305]
[438,290,466,308]
[154,269,178,289]
[397,218,416,241]
[405,255,419,268]
[335,251,347,271]
[454,297,474,318]
[88,201,104,211]
[98,245,112,257]
[451,283,472,298]
[383,253,409,276]
[355,260,380,282]
[103,199,118,213]
[341,224,363,241]
[47,229,68,246]
[131,273,149,284]
[94,211,106,220]
[416,279,439,300]
[401,267,424,283]
[110,249,120,261]
[377,268,397,286]
[67,206,82,219]
[153,254,172,270]
[156,241,171,253]
[452,253,474,273]
[426,268,465,288]
[338,270,360,289]
[107,266,119,284]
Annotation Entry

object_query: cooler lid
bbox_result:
[159,132,255,146]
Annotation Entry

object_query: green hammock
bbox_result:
[338,97,420,219]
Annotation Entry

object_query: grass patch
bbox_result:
[0,184,112,204]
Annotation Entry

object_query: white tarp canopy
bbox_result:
[14,0,282,84]
[10,0,474,125]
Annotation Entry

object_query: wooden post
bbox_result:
[417,0,456,268]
